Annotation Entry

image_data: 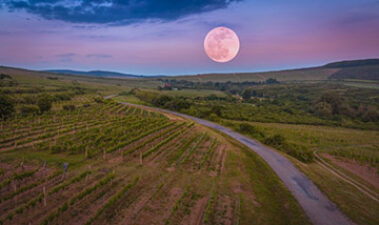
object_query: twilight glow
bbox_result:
[0,0,378,75]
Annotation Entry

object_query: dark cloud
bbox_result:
[55,53,76,57]
[87,54,112,58]
[4,0,241,24]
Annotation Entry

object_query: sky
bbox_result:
[0,0,379,76]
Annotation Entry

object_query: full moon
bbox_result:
[204,26,240,63]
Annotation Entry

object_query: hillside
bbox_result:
[166,59,379,82]
[43,69,143,78]
[4,58,378,83]
[167,67,339,83]
[323,59,379,68]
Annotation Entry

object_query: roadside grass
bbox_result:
[295,162,379,225]
[219,135,311,225]
[222,119,378,167]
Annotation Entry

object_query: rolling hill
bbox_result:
[167,59,379,82]
[43,69,144,78]
[2,58,379,84]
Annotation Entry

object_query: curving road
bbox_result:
[119,101,355,225]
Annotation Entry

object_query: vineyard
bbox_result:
[0,96,310,225]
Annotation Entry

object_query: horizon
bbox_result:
[3,57,378,77]
[1,0,379,75]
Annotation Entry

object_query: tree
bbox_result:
[0,95,15,120]
[242,89,252,100]
[152,95,173,107]
[265,78,279,84]
[314,102,333,117]
[37,94,53,113]
[317,92,343,114]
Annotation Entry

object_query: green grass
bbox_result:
[222,120,379,166]
[220,136,311,225]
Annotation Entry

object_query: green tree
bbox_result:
[0,95,15,120]
[314,102,333,117]
[37,94,53,113]
[242,89,252,100]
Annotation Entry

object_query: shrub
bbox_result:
[19,104,39,116]
[239,123,265,139]
[63,104,75,111]
[264,134,314,163]
[54,93,72,101]
[37,94,53,113]
[0,95,15,119]
[264,134,286,147]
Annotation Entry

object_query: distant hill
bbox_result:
[323,59,379,81]
[323,59,379,68]
[2,58,378,83]
[167,59,379,82]
[43,69,144,78]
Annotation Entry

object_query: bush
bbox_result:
[22,95,37,104]
[239,123,265,139]
[94,97,103,103]
[63,104,75,111]
[264,134,286,146]
[0,95,15,119]
[37,94,53,113]
[54,93,72,101]
[19,105,39,116]
[264,134,314,163]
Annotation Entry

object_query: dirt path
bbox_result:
[118,100,355,225]
[314,150,378,203]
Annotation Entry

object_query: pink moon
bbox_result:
[204,26,240,63]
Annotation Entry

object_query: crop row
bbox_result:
[106,121,175,153]
[2,170,90,222]
[85,177,139,225]
[0,169,38,190]
[167,134,199,166]
[180,133,207,164]
[123,122,185,156]
[39,173,116,225]
[142,128,185,158]
[164,185,191,225]
[0,171,62,203]
[199,138,217,169]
